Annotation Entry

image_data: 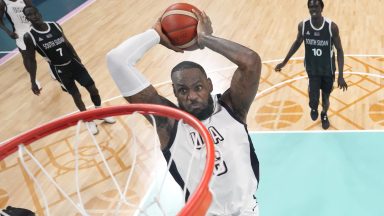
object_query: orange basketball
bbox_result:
[161,3,201,51]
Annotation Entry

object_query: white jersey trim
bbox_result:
[31,22,51,34]
[326,18,333,37]
[302,18,309,36]
[309,17,325,30]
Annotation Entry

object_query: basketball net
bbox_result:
[0,105,214,216]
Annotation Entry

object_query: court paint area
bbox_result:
[252,130,384,216]
[139,130,384,215]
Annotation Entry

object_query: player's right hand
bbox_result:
[274,62,286,72]
[192,9,213,49]
[153,19,184,53]
[8,32,18,39]
[31,82,41,95]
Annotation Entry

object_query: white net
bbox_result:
[0,107,213,216]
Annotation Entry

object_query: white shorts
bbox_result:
[15,29,29,50]
[207,197,259,216]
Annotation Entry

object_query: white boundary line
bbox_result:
[0,51,18,54]
[249,129,384,134]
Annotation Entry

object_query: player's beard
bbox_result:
[179,96,214,121]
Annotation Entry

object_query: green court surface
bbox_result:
[253,131,384,216]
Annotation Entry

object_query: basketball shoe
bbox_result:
[102,116,116,124]
[85,121,99,135]
[1,206,35,216]
[321,112,330,130]
[310,109,318,121]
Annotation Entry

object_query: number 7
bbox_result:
[56,48,63,56]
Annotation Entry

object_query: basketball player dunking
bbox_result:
[22,6,115,134]
[107,9,262,215]
[275,0,348,130]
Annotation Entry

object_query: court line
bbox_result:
[250,129,384,134]
[0,0,96,66]
[0,51,17,54]
[256,71,384,98]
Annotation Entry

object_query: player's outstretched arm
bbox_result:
[331,22,347,91]
[275,22,304,72]
[23,33,40,95]
[192,10,261,123]
[106,26,180,149]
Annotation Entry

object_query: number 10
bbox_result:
[312,48,322,56]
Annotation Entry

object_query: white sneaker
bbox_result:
[85,121,99,135]
[102,116,116,124]
[35,80,42,90]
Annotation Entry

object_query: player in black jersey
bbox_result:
[275,0,348,130]
[22,6,115,134]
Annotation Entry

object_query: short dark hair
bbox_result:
[23,5,39,15]
[308,0,324,9]
[171,61,207,77]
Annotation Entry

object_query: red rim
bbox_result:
[0,104,214,216]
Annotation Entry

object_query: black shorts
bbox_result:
[308,75,334,95]
[50,59,95,94]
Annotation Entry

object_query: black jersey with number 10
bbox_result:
[302,18,336,77]
[28,22,74,65]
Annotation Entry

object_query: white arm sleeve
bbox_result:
[106,29,160,97]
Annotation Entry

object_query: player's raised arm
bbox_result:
[106,21,183,148]
[192,10,261,123]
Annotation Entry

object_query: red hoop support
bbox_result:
[0,104,214,216]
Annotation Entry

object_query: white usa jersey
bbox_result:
[4,0,31,49]
[163,94,259,215]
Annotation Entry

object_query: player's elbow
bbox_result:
[241,50,262,73]
[106,49,120,66]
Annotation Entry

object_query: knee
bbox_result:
[87,85,99,95]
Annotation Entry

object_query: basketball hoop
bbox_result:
[0,104,214,216]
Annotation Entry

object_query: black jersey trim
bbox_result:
[162,137,191,202]
[217,94,246,126]
[162,120,179,153]
[245,126,260,185]
[218,95,260,184]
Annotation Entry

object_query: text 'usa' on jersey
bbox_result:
[29,22,75,65]
[302,18,336,77]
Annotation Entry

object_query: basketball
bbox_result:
[161,3,201,51]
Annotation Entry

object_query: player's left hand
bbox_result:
[192,9,213,49]
[337,76,348,91]
[8,32,18,39]
[31,81,41,95]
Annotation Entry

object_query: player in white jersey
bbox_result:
[107,9,262,215]
[0,0,32,50]
[275,0,348,129]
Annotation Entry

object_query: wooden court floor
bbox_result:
[0,0,383,215]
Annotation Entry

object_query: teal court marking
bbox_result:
[136,131,384,215]
[252,130,384,216]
